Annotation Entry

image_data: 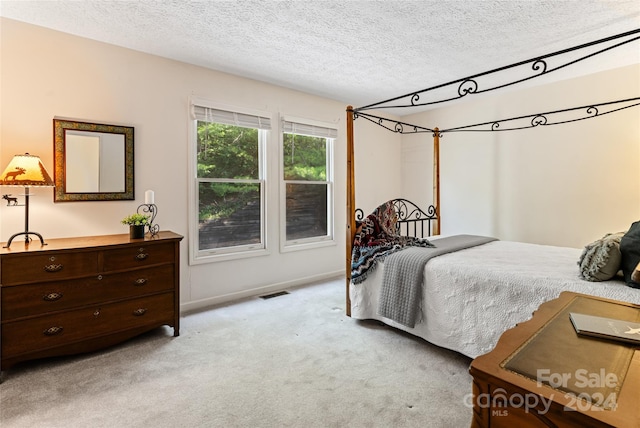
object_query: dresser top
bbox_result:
[1,231,183,255]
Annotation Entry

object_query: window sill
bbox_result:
[280,238,336,253]
[189,247,270,265]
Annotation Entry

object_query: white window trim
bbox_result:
[279,114,336,253]
[188,97,272,265]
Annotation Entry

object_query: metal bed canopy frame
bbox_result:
[345,28,640,315]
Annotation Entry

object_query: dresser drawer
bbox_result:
[1,265,175,320]
[1,251,98,285]
[102,242,175,271]
[1,292,174,357]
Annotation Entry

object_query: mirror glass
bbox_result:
[54,119,134,201]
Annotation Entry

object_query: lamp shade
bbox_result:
[0,153,54,187]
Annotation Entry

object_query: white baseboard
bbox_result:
[180,270,343,314]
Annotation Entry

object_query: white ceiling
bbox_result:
[1,0,639,110]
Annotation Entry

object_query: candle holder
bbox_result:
[137,203,159,237]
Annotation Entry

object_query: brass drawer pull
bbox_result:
[135,253,149,261]
[134,278,148,286]
[43,292,63,302]
[44,264,63,272]
[133,308,147,316]
[43,326,64,336]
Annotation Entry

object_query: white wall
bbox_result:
[351,113,403,214]
[0,18,347,312]
[400,64,640,248]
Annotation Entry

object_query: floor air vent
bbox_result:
[259,291,290,299]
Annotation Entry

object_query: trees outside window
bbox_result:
[282,118,336,248]
[192,104,269,259]
[189,104,335,263]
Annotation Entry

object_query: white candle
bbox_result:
[144,190,154,205]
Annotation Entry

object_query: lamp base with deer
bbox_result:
[3,187,46,248]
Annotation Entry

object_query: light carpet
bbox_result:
[0,278,473,427]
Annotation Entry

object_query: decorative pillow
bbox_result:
[620,221,640,288]
[578,232,625,281]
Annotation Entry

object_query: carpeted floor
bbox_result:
[0,278,473,427]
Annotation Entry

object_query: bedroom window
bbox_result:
[281,117,336,250]
[190,102,270,262]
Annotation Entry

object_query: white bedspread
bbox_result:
[349,238,640,359]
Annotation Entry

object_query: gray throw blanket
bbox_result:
[378,234,498,327]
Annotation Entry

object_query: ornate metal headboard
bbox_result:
[355,198,438,238]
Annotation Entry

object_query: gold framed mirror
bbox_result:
[53,119,134,202]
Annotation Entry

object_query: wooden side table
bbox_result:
[469,291,640,428]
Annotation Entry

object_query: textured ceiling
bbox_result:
[1,0,639,110]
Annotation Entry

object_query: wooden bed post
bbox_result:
[433,128,441,235]
[346,106,355,316]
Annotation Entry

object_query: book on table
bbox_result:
[569,312,640,345]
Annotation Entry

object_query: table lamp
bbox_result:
[0,153,55,247]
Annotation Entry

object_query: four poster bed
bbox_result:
[344,29,640,359]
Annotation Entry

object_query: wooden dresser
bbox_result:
[0,231,183,375]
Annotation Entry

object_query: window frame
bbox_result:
[279,115,336,253]
[188,97,271,265]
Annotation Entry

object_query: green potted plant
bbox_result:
[121,213,150,239]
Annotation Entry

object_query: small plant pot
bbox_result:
[129,225,146,239]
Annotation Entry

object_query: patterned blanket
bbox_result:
[350,201,434,284]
